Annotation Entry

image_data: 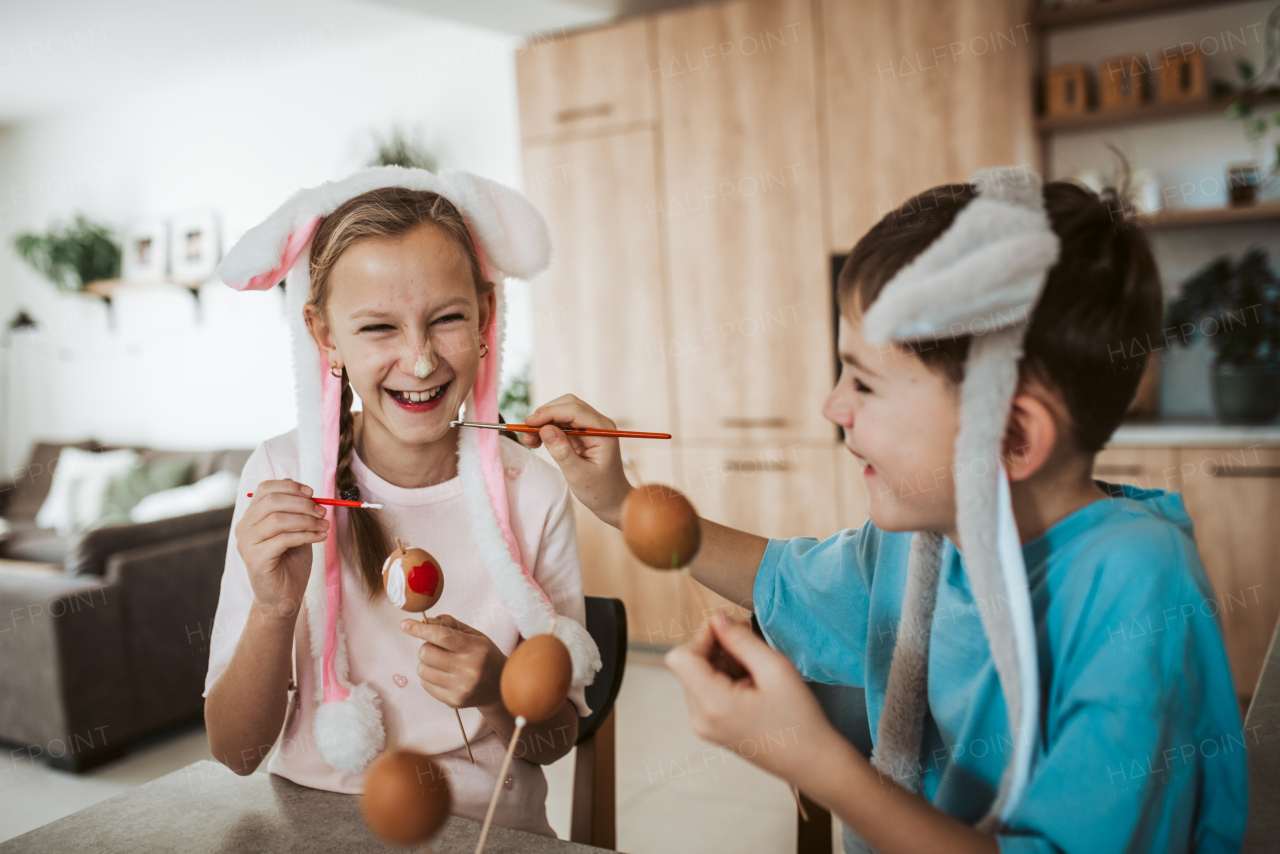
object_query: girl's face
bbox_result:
[822,311,962,538]
[308,222,492,448]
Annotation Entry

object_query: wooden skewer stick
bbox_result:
[791,785,810,822]
[474,716,526,854]
[422,609,476,765]
[684,573,808,822]
[681,567,716,633]
[455,708,475,765]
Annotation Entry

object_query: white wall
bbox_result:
[1045,1,1280,418]
[0,11,530,474]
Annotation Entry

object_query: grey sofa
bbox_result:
[0,440,251,771]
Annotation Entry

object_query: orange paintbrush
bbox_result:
[450,420,671,440]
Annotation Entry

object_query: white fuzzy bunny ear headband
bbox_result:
[861,166,1060,830]
[218,166,600,775]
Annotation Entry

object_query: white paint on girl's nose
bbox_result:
[414,351,436,378]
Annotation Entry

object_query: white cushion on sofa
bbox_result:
[36,447,141,534]
[128,470,240,523]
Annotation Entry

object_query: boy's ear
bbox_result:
[1003,391,1057,482]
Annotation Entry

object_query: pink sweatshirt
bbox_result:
[204,428,589,836]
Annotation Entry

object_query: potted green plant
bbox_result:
[1212,5,1280,203]
[1166,249,1280,424]
[367,125,438,171]
[12,215,121,292]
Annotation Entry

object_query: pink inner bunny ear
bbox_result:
[225,216,321,291]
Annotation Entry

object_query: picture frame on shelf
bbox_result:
[121,218,169,283]
[169,209,222,284]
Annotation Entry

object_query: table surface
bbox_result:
[0,761,611,854]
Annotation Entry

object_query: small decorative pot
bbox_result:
[1226,162,1261,206]
[1212,361,1280,424]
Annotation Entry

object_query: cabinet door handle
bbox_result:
[720,417,786,429]
[1094,465,1144,475]
[1209,466,1280,478]
[555,103,613,123]
[722,459,791,472]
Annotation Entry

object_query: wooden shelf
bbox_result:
[1133,201,1280,229]
[1033,0,1241,30]
[82,279,203,300]
[1037,93,1280,133]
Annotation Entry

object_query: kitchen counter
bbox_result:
[1109,420,1280,447]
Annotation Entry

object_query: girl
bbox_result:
[203,169,600,837]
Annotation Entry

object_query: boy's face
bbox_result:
[823,310,962,537]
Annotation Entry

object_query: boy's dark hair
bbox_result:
[837,180,1162,454]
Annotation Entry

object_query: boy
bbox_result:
[522,169,1246,852]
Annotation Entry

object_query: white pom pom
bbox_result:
[314,683,385,774]
[552,615,602,690]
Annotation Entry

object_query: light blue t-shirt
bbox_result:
[753,484,1248,853]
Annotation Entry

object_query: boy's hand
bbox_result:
[665,615,838,786]
[399,615,506,709]
[520,395,632,528]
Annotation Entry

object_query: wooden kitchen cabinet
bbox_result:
[1177,447,1280,707]
[1092,446,1180,492]
[679,444,842,541]
[516,19,655,143]
[522,132,672,432]
[655,0,834,443]
[574,443,747,646]
[821,0,1037,252]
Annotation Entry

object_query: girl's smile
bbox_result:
[385,381,451,412]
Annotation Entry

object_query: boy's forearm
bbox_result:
[683,517,769,611]
[801,736,998,854]
[205,603,297,775]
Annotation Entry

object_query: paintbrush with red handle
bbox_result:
[246,493,384,509]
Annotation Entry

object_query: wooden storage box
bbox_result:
[1155,48,1206,103]
[1045,64,1092,116]
[1099,55,1146,111]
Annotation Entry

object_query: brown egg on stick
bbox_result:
[383,538,445,613]
[621,484,701,570]
[499,632,574,724]
[475,628,574,854]
[360,749,451,847]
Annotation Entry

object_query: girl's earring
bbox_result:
[330,363,343,378]
[479,343,489,358]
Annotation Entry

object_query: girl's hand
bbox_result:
[400,615,507,709]
[520,395,632,528]
[235,479,328,619]
[665,614,838,786]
